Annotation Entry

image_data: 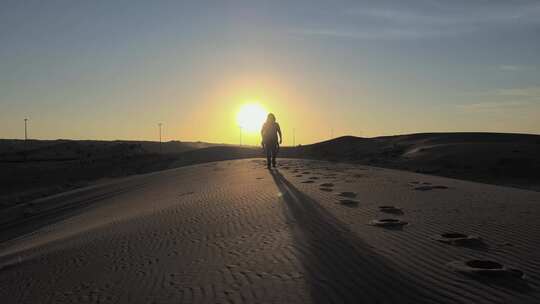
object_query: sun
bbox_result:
[236,103,268,133]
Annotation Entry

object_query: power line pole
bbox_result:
[158,123,163,153]
[24,118,28,141]
[23,118,29,162]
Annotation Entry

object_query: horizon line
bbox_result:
[1,130,539,145]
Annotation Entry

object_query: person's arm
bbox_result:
[277,123,282,144]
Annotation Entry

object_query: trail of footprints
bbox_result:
[279,161,526,282]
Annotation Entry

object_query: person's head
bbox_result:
[266,113,276,123]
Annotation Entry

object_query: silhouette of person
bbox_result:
[261,113,282,169]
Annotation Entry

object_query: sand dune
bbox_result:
[1,159,539,303]
[0,139,246,207]
[3,132,538,212]
[281,132,540,191]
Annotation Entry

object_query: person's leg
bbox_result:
[265,145,271,169]
[272,142,278,167]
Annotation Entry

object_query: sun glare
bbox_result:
[236,103,267,133]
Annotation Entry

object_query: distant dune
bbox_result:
[0,139,230,207]
[1,132,539,210]
[281,133,540,191]
[0,139,221,160]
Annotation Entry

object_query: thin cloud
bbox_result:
[499,65,523,71]
[457,100,532,112]
[459,85,540,112]
[345,3,540,27]
[497,65,535,72]
[289,27,446,40]
[495,86,540,97]
[292,1,540,40]
[468,86,540,98]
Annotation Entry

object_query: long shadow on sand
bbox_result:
[270,170,438,303]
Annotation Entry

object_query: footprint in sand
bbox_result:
[378,206,404,215]
[435,233,485,247]
[295,174,303,177]
[319,183,334,192]
[448,260,525,279]
[369,218,408,227]
[302,171,310,174]
[301,180,315,184]
[309,176,320,180]
[179,191,195,197]
[414,185,448,191]
[338,192,357,198]
[338,199,359,207]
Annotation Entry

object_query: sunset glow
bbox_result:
[236,103,268,133]
[1,1,539,143]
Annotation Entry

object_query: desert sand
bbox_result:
[2,133,538,212]
[0,158,539,303]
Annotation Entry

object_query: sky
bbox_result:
[1,0,540,145]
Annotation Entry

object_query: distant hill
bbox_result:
[0,139,222,162]
[281,133,540,190]
[0,139,230,206]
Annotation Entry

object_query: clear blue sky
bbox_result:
[1,0,539,144]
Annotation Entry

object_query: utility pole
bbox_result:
[23,118,28,162]
[24,118,28,141]
[158,123,163,153]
